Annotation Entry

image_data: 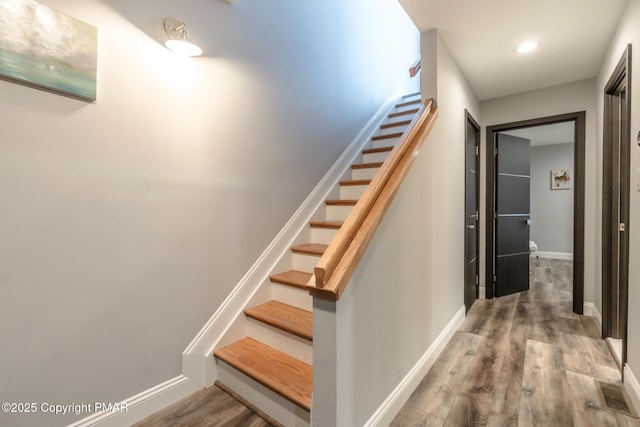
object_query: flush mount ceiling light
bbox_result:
[164,18,203,57]
[515,40,539,54]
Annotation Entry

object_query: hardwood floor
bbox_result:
[392,258,640,426]
[131,384,274,427]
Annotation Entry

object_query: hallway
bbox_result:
[392,258,640,426]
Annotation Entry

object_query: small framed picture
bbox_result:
[551,169,571,190]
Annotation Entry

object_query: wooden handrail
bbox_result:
[409,59,421,77]
[309,99,438,301]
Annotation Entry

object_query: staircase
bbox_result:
[213,93,423,425]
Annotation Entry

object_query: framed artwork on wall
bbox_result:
[551,169,571,190]
[0,0,98,101]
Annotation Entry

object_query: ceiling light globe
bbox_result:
[516,41,539,54]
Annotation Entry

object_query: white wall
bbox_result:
[0,0,419,425]
[480,79,597,302]
[596,0,640,393]
[530,143,574,255]
[312,29,479,426]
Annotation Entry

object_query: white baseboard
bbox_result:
[364,305,466,426]
[67,376,201,427]
[624,364,640,415]
[182,92,403,387]
[531,251,573,260]
[583,302,602,332]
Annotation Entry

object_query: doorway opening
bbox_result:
[602,45,631,371]
[486,112,586,314]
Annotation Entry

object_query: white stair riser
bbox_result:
[394,103,420,114]
[325,204,354,221]
[372,136,401,149]
[340,184,368,199]
[388,111,417,121]
[245,318,313,365]
[363,151,391,163]
[402,94,421,103]
[377,126,407,137]
[389,111,417,121]
[271,282,313,311]
[310,227,339,245]
[216,361,311,426]
[352,167,379,181]
[293,252,321,272]
[382,113,413,123]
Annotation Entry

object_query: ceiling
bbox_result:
[503,122,574,147]
[397,0,629,100]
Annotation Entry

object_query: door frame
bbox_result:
[465,110,481,311]
[602,45,631,368]
[485,111,586,314]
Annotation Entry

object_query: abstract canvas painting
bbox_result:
[551,169,571,190]
[0,0,97,101]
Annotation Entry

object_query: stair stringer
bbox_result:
[181,91,403,387]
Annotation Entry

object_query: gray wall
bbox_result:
[0,0,419,426]
[530,143,574,255]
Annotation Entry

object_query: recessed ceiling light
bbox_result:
[515,41,539,54]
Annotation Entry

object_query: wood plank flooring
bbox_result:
[392,258,640,426]
[132,384,274,427]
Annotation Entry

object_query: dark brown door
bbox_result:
[465,111,480,312]
[602,45,631,366]
[494,133,531,297]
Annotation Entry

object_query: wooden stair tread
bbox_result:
[326,199,358,206]
[372,132,403,141]
[381,119,411,129]
[309,220,343,229]
[245,301,313,341]
[403,91,421,98]
[340,179,371,186]
[363,146,393,154]
[291,243,328,256]
[269,270,312,289]
[352,162,383,169]
[389,108,419,118]
[396,98,421,108]
[214,338,312,411]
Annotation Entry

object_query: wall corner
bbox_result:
[420,29,438,103]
